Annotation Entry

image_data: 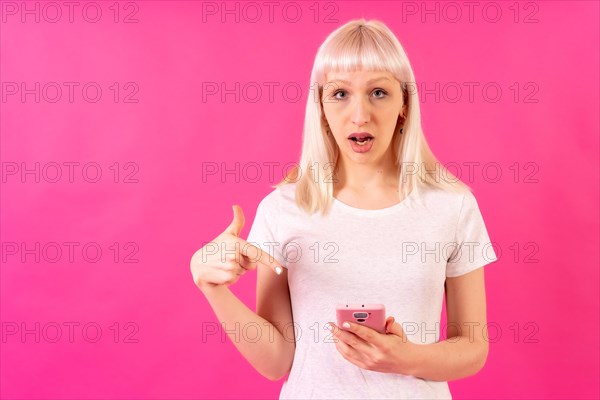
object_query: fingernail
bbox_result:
[325,323,333,331]
[342,322,350,329]
[275,266,282,275]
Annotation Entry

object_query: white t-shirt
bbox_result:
[247,182,498,400]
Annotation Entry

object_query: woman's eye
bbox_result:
[331,89,387,100]
[373,89,388,98]
[332,90,346,99]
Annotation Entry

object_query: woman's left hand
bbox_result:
[325,316,417,375]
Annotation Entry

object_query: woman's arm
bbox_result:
[407,267,489,381]
[201,273,295,381]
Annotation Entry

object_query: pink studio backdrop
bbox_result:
[1,1,598,399]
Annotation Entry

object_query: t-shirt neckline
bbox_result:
[332,189,416,216]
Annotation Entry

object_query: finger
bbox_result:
[328,322,373,353]
[239,254,257,271]
[213,269,240,286]
[340,321,386,348]
[222,260,248,277]
[223,205,245,237]
[385,317,395,333]
[386,319,406,338]
[219,260,245,276]
[237,238,284,275]
[335,337,366,365]
[328,323,369,365]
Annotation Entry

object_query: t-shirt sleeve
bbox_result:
[446,191,498,278]
[246,192,287,268]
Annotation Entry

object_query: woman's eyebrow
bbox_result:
[326,77,391,85]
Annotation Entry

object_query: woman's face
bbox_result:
[321,69,406,165]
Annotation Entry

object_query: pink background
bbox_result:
[1,1,598,399]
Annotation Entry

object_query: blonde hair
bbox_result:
[271,18,471,215]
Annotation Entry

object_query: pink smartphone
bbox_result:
[336,303,386,334]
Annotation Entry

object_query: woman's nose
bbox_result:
[351,97,371,127]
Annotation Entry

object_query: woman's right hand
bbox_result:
[190,204,284,292]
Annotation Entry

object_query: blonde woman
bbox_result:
[191,19,498,399]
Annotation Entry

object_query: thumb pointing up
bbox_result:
[224,205,245,237]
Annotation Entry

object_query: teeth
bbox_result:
[355,139,371,146]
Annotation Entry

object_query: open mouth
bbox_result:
[349,137,374,146]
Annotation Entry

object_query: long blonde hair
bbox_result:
[272,18,470,215]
